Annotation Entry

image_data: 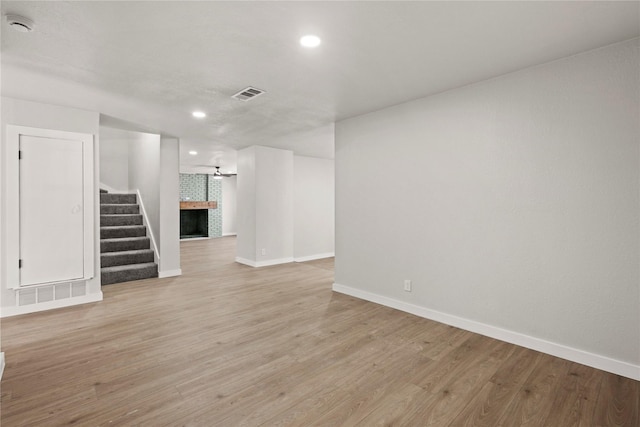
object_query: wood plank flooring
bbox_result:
[1,236,638,426]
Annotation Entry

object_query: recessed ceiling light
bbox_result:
[188,150,197,155]
[192,111,206,118]
[300,35,321,48]
[6,14,34,32]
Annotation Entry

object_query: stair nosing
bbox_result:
[100,225,146,229]
[101,249,154,257]
[101,262,157,272]
[100,236,150,242]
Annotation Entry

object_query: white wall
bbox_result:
[236,147,257,262]
[335,39,640,379]
[256,147,293,264]
[222,176,237,236]
[1,97,102,310]
[127,131,161,248]
[294,156,335,261]
[236,146,294,266]
[159,137,181,276]
[99,135,128,191]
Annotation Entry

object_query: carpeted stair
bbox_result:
[100,191,158,285]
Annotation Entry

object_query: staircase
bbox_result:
[100,191,158,285]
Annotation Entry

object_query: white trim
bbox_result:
[332,283,640,381]
[159,269,182,278]
[0,352,5,380]
[222,233,237,237]
[99,183,129,193]
[0,291,103,318]
[134,189,160,264]
[180,237,211,242]
[6,126,95,290]
[235,257,257,267]
[235,257,294,268]
[294,252,335,262]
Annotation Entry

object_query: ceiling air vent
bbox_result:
[232,86,265,101]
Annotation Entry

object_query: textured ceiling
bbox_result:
[2,1,639,173]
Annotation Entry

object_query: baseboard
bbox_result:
[332,283,640,381]
[294,252,335,262]
[0,352,5,380]
[235,257,256,267]
[180,237,211,241]
[235,257,294,268]
[135,189,160,265]
[159,269,182,278]
[0,292,104,318]
[222,233,237,237]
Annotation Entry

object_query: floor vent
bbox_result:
[232,86,265,101]
[17,282,86,306]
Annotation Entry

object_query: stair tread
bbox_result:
[101,236,149,243]
[100,204,140,213]
[100,214,141,217]
[101,249,154,257]
[101,225,146,229]
[101,262,157,272]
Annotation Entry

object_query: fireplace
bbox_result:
[180,209,208,239]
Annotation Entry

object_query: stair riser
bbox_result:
[101,238,150,253]
[100,205,140,215]
[101,251,154,268]
[100,194,137,204]
[101,265,158,285]
[100,226,147,239]
[101,215,143,227]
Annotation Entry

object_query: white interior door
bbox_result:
[19,135,85,286]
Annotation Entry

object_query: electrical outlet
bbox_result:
[261,248,266,256]
[404,279,412,292]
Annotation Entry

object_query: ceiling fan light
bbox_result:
[213,166,223,179]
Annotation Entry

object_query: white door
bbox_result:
[19,135,85,286]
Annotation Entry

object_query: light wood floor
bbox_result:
[1,237,638,426]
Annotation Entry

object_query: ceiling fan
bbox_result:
[196,165,237,179]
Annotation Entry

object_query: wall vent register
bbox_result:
[232,86,265,101]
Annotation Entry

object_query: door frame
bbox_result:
[6,125,94,289]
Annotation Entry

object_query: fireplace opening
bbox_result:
[180,209,208,239]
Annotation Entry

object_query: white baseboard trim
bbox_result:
[180,237,211,242]
[332,283,640,381]
[135,189,160,265]
[294,252,335,262]
[159,269,182,278]
[0,292,104,318]
[222,233,237,237]
[0,352,5,380]
[235,257,294,268]
[235,257,256,267]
